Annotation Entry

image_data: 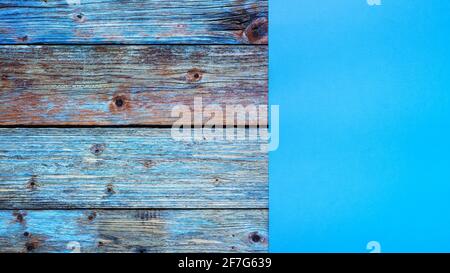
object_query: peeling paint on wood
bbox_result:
[0,0,269,253]
[0,128,268,209]
[0,45,267,126]
[0,0,268,44]
[0,209,268,253]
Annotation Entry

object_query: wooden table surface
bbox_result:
[0,0,268,253]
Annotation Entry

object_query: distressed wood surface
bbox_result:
[0,209,268,253]
[0,0,268,44]
[0,128,268,209]
[0,45,267,126]
[0,0,269,253]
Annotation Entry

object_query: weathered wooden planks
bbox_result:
[0,209,268,253]
[0,0,269,253]
[0,45,267,126]
[0,128,268,209]
[0,0,268,45]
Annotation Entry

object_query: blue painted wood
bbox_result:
[0,0,268,44]
[0,45,268,126]
[0,128,268,209]
[0,209,268,252]
[0,0,269,253]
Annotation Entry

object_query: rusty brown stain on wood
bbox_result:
[105,183,116,195]
[16,35,28,42]
[0,45,267,126]
[0,0,269,253]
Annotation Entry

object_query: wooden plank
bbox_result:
[0,0,268,44]
[0,128,268,209]
[0,209,268,253]
[0,45,267,126]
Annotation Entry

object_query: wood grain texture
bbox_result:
[0,45,267,126]
[0,0,268,44]
[0,128,268,209]
[0,209,268,253]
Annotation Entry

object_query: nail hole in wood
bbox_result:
[73,13,86,23]
[27,175,39,190]
[25,239,40,252]
[111,95,129,111]
[17,35,28,42]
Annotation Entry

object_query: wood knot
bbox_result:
[97,241,104,247]
[13,211,26,224]
[25,238,40,252]
[90,143,106,156]
[27,175,39,190]
[1,74,8,81]
[23,231,30,237]
[110,94,131,113]
[73,13,86,23]
[142,160,155,168]
[243,18,268,44]
[136,247,147,253]
[106,183,116,195]
[186,68,203,83]
[248,231,266,244]
[114,97,124,107]
[87,211,97,221]
[212,177,222,185]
